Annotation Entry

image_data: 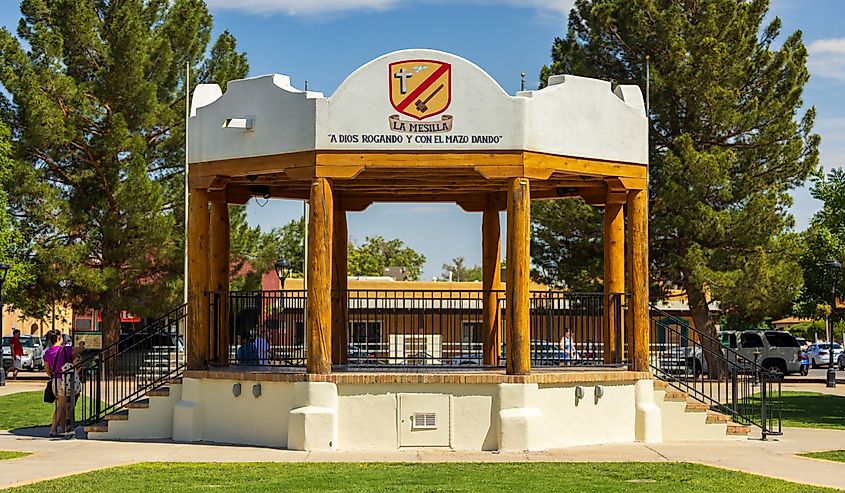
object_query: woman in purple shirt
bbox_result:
[43,331,83,437]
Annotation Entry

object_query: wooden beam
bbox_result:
[209,200,230,365]
[506,178,531,375]
[187,188,210,370]
[307,178,333,374]
[628,188,649,372]
[191,151,316,178]
[331,198,348,365]
[482,206,502,366]
[603,201,625,364]
[524,151,647,180]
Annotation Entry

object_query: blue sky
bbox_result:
[1,0,843,280]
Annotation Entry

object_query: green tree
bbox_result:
[531,199,603,291]
[0,122,34,309]
[348,236,426,280]
[0,1,248,349]
[228,207,304,291]
[441,257,482,282]
[542,0,818,349]
[795,169,845,317]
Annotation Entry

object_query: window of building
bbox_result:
[351,321,381,349]
[460,321,481,350]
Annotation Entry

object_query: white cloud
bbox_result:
[205,0,400,15]
[206,0,574,17]
[807,38,845,54]
[807,38,845,81]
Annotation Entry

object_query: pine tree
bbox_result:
[0,1,248,349]
[538,0,818,355]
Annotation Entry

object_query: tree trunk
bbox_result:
[101,308,121,377]
[686,283,726,380]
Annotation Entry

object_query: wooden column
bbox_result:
[603,199,625,364]
[209,200,230,365]
[307,178,333,374]
[628,188,649,372]
[187,187,210,370]
[482,207,502,366]
[331,197,348,365]
[506,178,531,375]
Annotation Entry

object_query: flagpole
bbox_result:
[184,62,190,305]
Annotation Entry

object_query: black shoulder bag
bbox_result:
[43,349,57,404]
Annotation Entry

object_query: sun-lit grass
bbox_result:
[778,392,845,430]
[800,450,845,463]
[0,450,30,460]
[0,391,99,430]
[3,462,840,492]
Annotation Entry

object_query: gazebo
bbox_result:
[86,50,743,451]
[186,49,649,377]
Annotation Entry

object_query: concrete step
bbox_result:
[84,421,108,433]
[685,401,709,413]
[706,411,730,424]
[125,398,150,410]
[147,387,170,397]
[663,390,688,402]
[726,423,751,436]
[105,410,129,421]
[167,377,183,385]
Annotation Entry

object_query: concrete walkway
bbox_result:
[0,382,45,397]
[0,427,843,490]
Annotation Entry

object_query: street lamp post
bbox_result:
[0,263,9,333]
[274,258,291,290]
[825,259,841,388]
[0,263,8,387]
[274,258,293,360]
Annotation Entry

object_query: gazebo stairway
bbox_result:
[77,304,186,431]
[649,307,782,440]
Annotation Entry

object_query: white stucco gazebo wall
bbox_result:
[188,49,647,166]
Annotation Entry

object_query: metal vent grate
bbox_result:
[412,412,437,429]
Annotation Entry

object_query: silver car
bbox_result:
[807,342,843,368]
[1,335,46,371]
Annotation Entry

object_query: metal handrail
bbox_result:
[649,306,782,437]
[75,303,187,426]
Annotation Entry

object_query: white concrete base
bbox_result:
[288,382,338,451]
[88,375,739,450]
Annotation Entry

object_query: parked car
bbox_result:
[719,330,801,378]
[347,344,383,365]
[500,340,567,367]
[2,335,45,371]
[660,330,801,380]
[806,342,843,368]
[838,351,845,371]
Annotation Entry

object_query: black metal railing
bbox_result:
[209,290,307,366]
[649,307,782,437]
[210,289,627,369]
[76,304,186,426]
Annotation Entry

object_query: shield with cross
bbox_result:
[388,59,452,121]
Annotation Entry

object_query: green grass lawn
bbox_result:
[3,462,841,493]
[0,451,30,460]
[800,450,845,463]
[0,391,54,430]
[0,391,100,431]
[778,392,845,430]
